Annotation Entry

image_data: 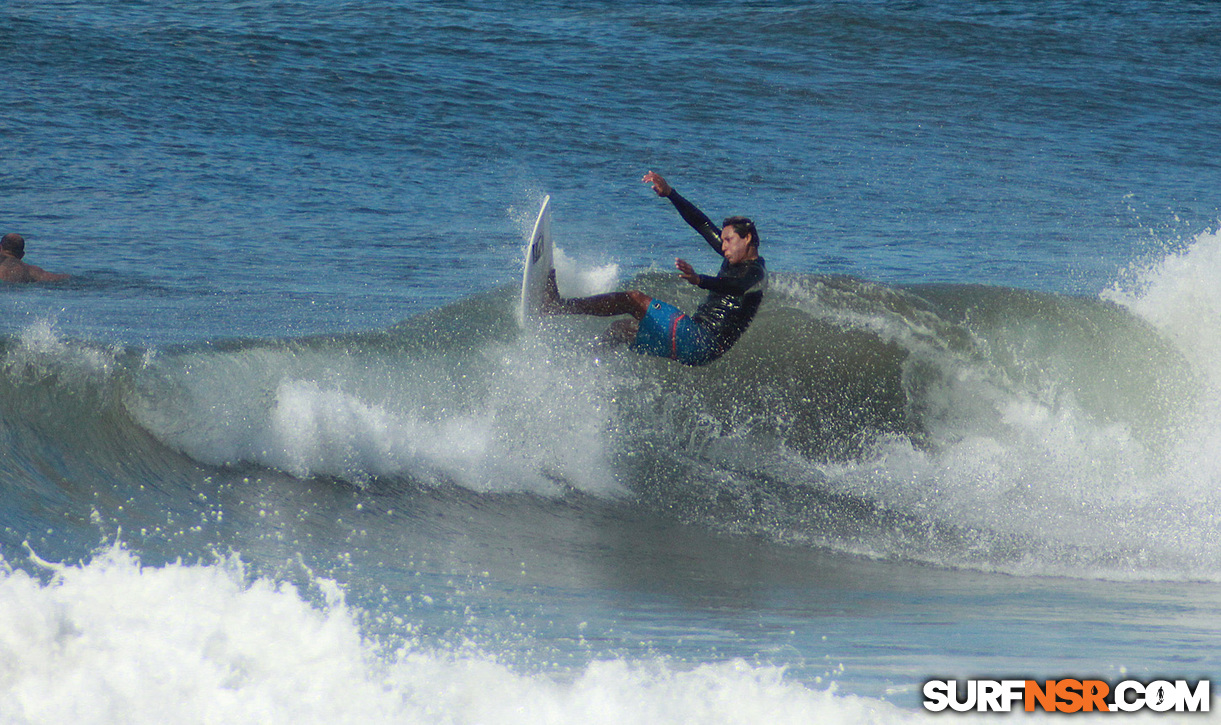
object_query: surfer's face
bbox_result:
[720,225,755,264]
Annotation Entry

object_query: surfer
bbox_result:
[544,172,766,365]
[0,234,69,283]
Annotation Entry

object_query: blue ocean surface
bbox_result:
[2,1,1221,721]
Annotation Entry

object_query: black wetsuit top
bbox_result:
[666,190,767,355]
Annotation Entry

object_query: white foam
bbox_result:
[264,378,496,483]
[0,547,923,725]
[1105,228,1221,385]
[553,246,619,298]
[816,355,1221,579]
[126,339,624,496]
[4,320,120,382]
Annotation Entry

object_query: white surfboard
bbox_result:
[518,195,554,327]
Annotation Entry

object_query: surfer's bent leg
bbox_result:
[543,271,652,320]
[544,271,711,359]
[551,291,651,318]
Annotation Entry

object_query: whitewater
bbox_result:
[4,0,1221,721]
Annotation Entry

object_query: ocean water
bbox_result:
[3,1,1221,722]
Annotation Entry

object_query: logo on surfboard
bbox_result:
[531,232,544,263]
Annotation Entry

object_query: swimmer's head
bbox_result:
[1,233,26,259]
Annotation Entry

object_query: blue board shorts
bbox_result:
[630,299,720,366]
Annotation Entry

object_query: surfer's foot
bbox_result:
[541,269,562,314]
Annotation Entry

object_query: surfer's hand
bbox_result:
[676,258,699,284]
[643,171,671,197]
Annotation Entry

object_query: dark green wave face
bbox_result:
[0,272,1210,579]
[611,272,1195,460]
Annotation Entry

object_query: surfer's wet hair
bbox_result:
[722,217,759,248]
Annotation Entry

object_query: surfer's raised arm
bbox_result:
[642,172,722,253]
